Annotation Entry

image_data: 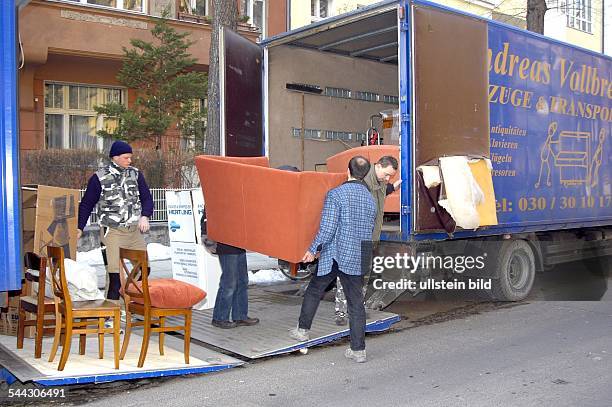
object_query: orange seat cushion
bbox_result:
[326,145,401,213]
[195,155,346,263]
[126,279,206,309]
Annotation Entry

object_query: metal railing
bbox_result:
[80,188,184,225]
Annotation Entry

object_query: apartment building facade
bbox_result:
[17,0,262,155]
[18,0,608,156]
[281,0,607,53]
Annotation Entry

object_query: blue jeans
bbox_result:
[212,252,249,321]
[298,260,366,351]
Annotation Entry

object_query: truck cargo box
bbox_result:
[217,0,611,243]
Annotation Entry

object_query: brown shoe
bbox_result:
[235,317,259,326]
[211,320,237,329]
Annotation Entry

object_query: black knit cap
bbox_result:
[109,140,132,157]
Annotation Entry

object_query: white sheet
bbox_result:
[439,156,484,230]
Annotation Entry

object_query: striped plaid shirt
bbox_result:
[309,181,376,276]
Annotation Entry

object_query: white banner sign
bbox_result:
[165,190,197,244]
[191,188,205,245]
[166,189,221,310]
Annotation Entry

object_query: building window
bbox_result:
[311,0,332,22]
[324,87,351,99]
[354,91,380,102]
[64,0,145,13]
[242,0,264,32]
[180,0,208,16]
[44,82,125,151]
[181,98,207,151]
[562,0,592,33]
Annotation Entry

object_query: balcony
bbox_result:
[18,0,260,67]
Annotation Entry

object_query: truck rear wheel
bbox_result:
[491,240,535,301]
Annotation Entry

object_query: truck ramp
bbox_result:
[0,331,242,386]
[167,291,399,359]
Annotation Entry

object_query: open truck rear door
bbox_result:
[220,27,263,157]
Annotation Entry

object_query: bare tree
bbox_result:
[205,0,238,155]
[526,0,548,34]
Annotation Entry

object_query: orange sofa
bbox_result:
[326,145,401,213]
[195,155,346,264]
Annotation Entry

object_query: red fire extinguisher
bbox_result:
[367,127,380,145]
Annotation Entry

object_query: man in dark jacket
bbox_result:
[201,210,259,329]
[77,140,153,302]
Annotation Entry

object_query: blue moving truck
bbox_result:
[221,0,611,302]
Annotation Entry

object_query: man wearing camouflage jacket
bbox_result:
[77,140,153,301]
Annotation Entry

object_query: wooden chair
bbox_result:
[119,248,192,368]
[46,246,121,371]
[17,252,56,359]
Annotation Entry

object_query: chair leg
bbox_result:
[184,311,191,365]
[79,319,87,355]
[98,317,104,359]
[34,311,45,359]
[48,312,62,363]
[137,312,151,368]
[158,316,165,356]
[113,310,120,370]
[120,310,132,360]
[17,306,25,350]
[58,319,73,371]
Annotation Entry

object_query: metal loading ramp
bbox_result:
[0,331,243,386]
[166,290,400,359]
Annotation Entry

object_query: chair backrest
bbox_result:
[46,246,72,309]
[24,251,48,303]
[119,248,150,305]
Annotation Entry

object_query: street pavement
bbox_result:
[76,298,612,407]
[15,258,610,407]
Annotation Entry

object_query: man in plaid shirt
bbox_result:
[290,156,376,363]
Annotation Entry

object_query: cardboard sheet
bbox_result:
[23,185,80,260]
[468,159,498,226]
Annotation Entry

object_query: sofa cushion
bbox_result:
[126,279,206,309]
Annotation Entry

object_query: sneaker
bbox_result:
[345,348,367,363]
[289,327,310,342]
[211,320,237,329]
[120,310,127,323]
[235,317,260,326]
[334,313,348,326]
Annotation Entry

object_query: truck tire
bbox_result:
[491,240,535,301]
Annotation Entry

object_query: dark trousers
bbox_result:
[298,260,366,351]
[212,251,249,322]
